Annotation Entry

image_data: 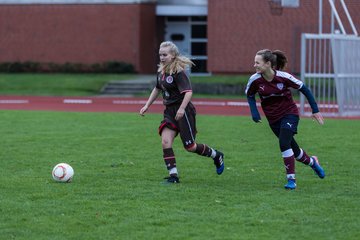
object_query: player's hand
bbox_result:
[175,108,185,121]
[252,115,262,123]
[139,106,148,116]
[312,112,324,125]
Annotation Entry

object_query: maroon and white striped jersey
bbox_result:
[245,70,303,124]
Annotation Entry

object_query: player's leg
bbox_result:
[159,107,181,183]
[279,128,297,189]
[292,139,311,165]
[291,139,325,178]
[178,105,224,175]
[160,126,180,183]
[186,143,224,175]
[289,119,325,179]
[278,115,301,189]
[270,119,295,188]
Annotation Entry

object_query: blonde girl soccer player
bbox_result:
[140,41,224,183]
[246,49,325,190]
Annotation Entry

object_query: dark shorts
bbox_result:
[270,114,299,136]
[158,102,197,149]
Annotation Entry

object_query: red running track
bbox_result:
[0,95,358,119]
[0,96,252,116]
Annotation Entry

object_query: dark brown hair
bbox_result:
[256,49,288,70]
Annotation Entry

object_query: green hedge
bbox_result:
[0,61,135,73]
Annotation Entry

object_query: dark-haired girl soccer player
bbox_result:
[139,41,224,183]
[245,49,325,190]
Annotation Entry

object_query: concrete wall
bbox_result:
[0,3,157,73]
[207,0,360,74]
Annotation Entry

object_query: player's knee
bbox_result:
[162,138,172,148]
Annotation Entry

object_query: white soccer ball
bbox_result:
[52,163,74,183]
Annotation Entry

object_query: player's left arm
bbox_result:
[299,84,324,125]
[175,91,192,121]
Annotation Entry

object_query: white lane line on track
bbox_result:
[227,101,250,106]
[193,101,226,106]
[63,99,93,104]
[113,100,162,105]
[113,100,246,107]
[0,98,339,109]
[0,100,29,104]
[112,99,339,109]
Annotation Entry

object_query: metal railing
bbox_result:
[300,33,360,117]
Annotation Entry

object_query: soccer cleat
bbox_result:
[213,150,225,175]
[164,175,180,183]
[311,156,325,179]
[284,178,296,190]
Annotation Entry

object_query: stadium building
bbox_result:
[0,0,359,74]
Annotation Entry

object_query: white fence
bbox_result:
[300,33,360,117]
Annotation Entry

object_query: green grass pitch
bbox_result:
[0,110,359,239]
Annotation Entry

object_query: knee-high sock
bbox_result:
[295,148,313,166]
[195,143,216,158]
[163,148,177,176]
[282,149,295,179]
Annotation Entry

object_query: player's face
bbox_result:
[159,47,174,65]
[254,55,271,73]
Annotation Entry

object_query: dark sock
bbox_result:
[283,155,295,177]
[163,148,177,175]
[296,149,312,166]
[194,143,212,157]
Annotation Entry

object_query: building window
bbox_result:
[192,59,207,73]
[167,16,189,22]
[171,34,185,41]
[164,16,208,74]
[191,42,207,56]
[191,24,207,39]
[191,16,207,22]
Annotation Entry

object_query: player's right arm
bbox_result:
[140,87,160,116]
[247,95,261,123]
[245,74,262,123]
